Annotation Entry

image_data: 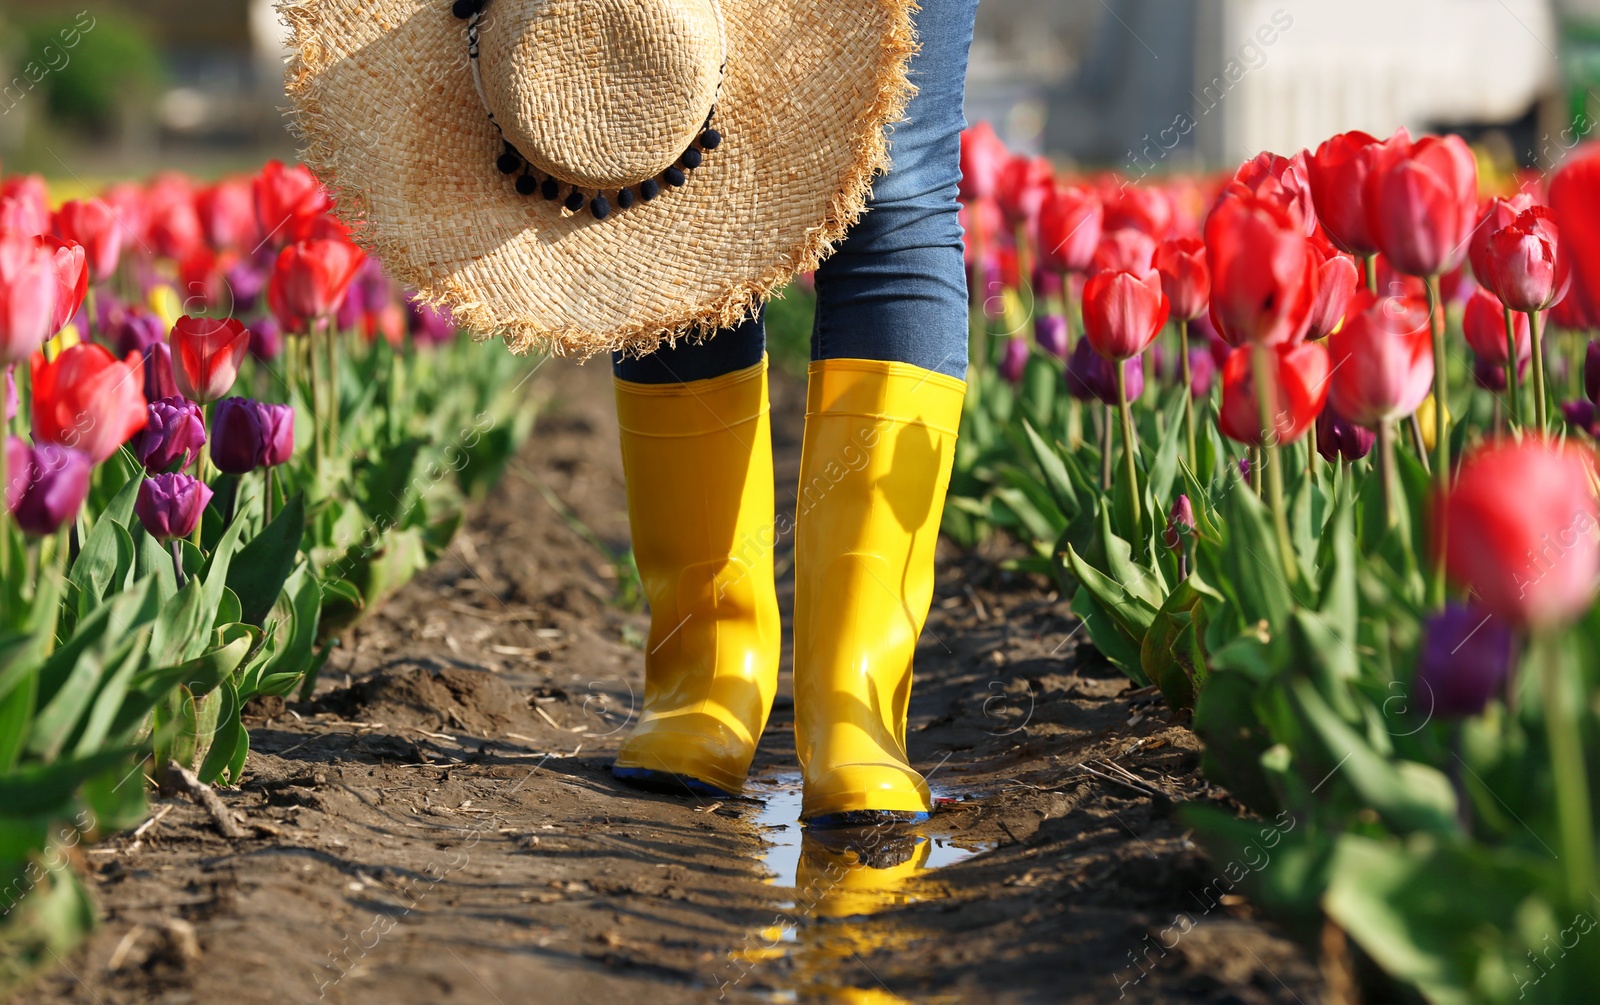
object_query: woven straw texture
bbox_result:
[279,0,919,359]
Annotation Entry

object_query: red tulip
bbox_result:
[0,234,58,366]
[958,122,1009,203]
[30,343,148,463]
[177,248,244,314]
[960,199,1003,267]
[37,237,87,338]
[1437,439,1600,627]
[1469,194,1537,293]
[1037,184,1103,273]
[196,178,262,252]
[1217,341,1330,446]
[144,173,205,262]
[1103,185,1173,240]
[1222,151,1317,235]
[1082,269,1169,362]
[170,315,251,404]
[1549,144,1600,330]
[1487,207,1568,313]
[268,238,367,332]
[1204,192,1318,347]
[1462,287,1531,366]
[1326,290,1434,427]
[995,155,1054,229]
[1305,235,1360,340]
[0,175,50,237]
[286,212,354,245]
[1090,229,1157,277]
[1364,131,1478,278]
[254,161,333,246]
[1305,130,1382,257]
[1153,237,1209,321]
[100,182,150,255]
[53,199,124,283]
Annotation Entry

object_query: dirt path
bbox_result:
[16,360,1325,1005]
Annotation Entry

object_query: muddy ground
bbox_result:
[15,360,1326,1004]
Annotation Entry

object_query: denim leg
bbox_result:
[612,310,766,384]
[810,0,977,381]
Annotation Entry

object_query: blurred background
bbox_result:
[1,0,1599,183]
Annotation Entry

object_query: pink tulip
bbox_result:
[1326,290,1435,427]
[958,122,1009,203]
[1364,130,1479,278]
[1486,208,1568,313]
[53,199,124,283]
[38,237,87,338]
[1462,288,1530,366]
[0,176,50,237]
[1304,130,1382,257]
[0,234,58,366]
[170,315,251,404]
[1469,194,1537,294]
[1305,236,1360,340]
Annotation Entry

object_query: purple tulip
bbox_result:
[1187,347,1216,398]
[223,258,268,312]
[406,295,456,346]
[1586,341,1600,405]
[337,258,394,332]
[1315,405,1376,462]
[135,472,212,541]
[135,396,206,473]
[210,397,268,475]
[5,438,92,537]
[1035,314,1068,359]
[1162,494,1195,549]
[1415,603,1516,718]
[142,343,180,403]
[249,313,283,362]
[107,306,167,359]
[999,337,1029,384]
[1562,399,1599,436]
[1238,455,1251,479]
[259,402,294,466]
[1065,338,1142,405]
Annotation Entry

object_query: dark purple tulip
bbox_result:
[1035,314,1068,359]
[1586,341,1600,405]
[406,295,456,345]
[1065,338,1142,405]
[210,397,266,475]
[142,343,180,402]
[1416,603,1516,718]
[1238,455,1251,479]
[337,258,393,332]
[1315,405,1376,462]
[249,313,283,362]
[134,396,206,473]
[259,402,294,466]
[1561,399,1600,436]
[1162,494,1195,549]
[108,306,167,359]
[5,438,92,537]
[1473,356,1507,392]
[999,336,1029,384]
[1187,347,1216,398]
[135,472,212,541]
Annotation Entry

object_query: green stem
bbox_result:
[1364,254,1378,296]
[1100,404,1113,491]
[1527,309,1548,434]
[1251,345,1299,588]
[327,326,340,453]
[1503,305,1523,431]
[191,407,210,552]
[1180,319,1196,474]
[1378,421,1398,530]
[0,434,10,600]
[1115,361,1142,531]
[264,466,274,526]
[1426,276,1448,609]
[1534,630,1595,905]
[1409,413,1432,473]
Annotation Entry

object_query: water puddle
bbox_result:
[721,772,993,1002]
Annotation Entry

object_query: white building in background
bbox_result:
[974,0,1599,169]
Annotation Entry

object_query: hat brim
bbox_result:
[278,0,918,358]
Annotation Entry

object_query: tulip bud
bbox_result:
[1315,406,1376,462]
[259,403,294,467]
[997,336,1029,385]
[1035,314,1068,359]
[135,472,212,541]
[5,438,92,537]
[143,343,180,403]
[108,305,167,359]
[1065,338,1142,405]
[1162,495,1195,549]
[171,315,251,404]
[211,397,268,475]
[135,396,206,473]
[1082,269,1169,362]
[1415,603,1516,718]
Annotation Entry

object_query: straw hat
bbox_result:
[278,0,918,358]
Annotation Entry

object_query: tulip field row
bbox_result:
[0,163,538,988]
[949,123,1600,1003]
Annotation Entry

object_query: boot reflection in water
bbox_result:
[609,0,978,817]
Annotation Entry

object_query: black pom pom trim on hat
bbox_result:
[466,1,724,221]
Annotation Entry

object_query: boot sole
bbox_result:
[611,765,735,799]
[803,809,930,829]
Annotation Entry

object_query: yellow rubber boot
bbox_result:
[792,359,966,824]
[610,359,781,796]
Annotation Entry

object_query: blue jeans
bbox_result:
[613,0,976,384]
